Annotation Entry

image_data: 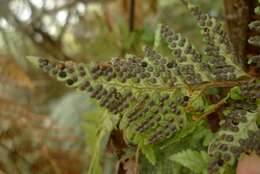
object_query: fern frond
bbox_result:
[26,51,252,147]
[160,25,212,84]
[208,80,260,173]
[27,56,191,145]
[248,1,260,69]
[26,1,259,173]
[26,0,254,145]
[179,0,247,81]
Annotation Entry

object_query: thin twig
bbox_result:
[31,0,82,23]
[135,146,140,174]
[192,95,230,121]
[191,78,251,91]
[129,0,135,32]
[58,10,73,41]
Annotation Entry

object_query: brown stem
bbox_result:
[191,78,251,91]
[192,95,228,121]
[129,0,135,32]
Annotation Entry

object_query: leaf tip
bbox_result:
[26,56,41,67]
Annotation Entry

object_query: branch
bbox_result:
[8,13,71,60]
[30,0,85,23]
[192,95,229,121]
[57,9,73,41]
[129,0,135,32]
[43,0,84,14]
[191,78,251,91]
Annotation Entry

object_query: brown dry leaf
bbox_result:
[0,56,34,103]
[123,158,139,174]
[0,99,41,120]
[117,156,139,174]
[0,56,34,90]
[47,149,84,174]
[0,98,85,174]
[106,130,127,156]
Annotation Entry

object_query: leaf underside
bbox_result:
[27,0,260,173]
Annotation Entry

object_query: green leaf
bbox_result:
[161,121,200,149]
[188,91,207,113]
[207,103,259,173]
[230,86,244,100]
[27,53,194,146]
[202,131,216,147]
[87,110,113,174]
[170,149,211,174]
[255,6,260,15]
[141,145,156,165]
[87,130,105,174]
[153,24,162,49]
[26,56,41,67]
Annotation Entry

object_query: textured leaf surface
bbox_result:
[26,1,260,174]
[208,81,260,173]
[170,149,210,174]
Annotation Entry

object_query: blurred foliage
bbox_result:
[0,56,86,173]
